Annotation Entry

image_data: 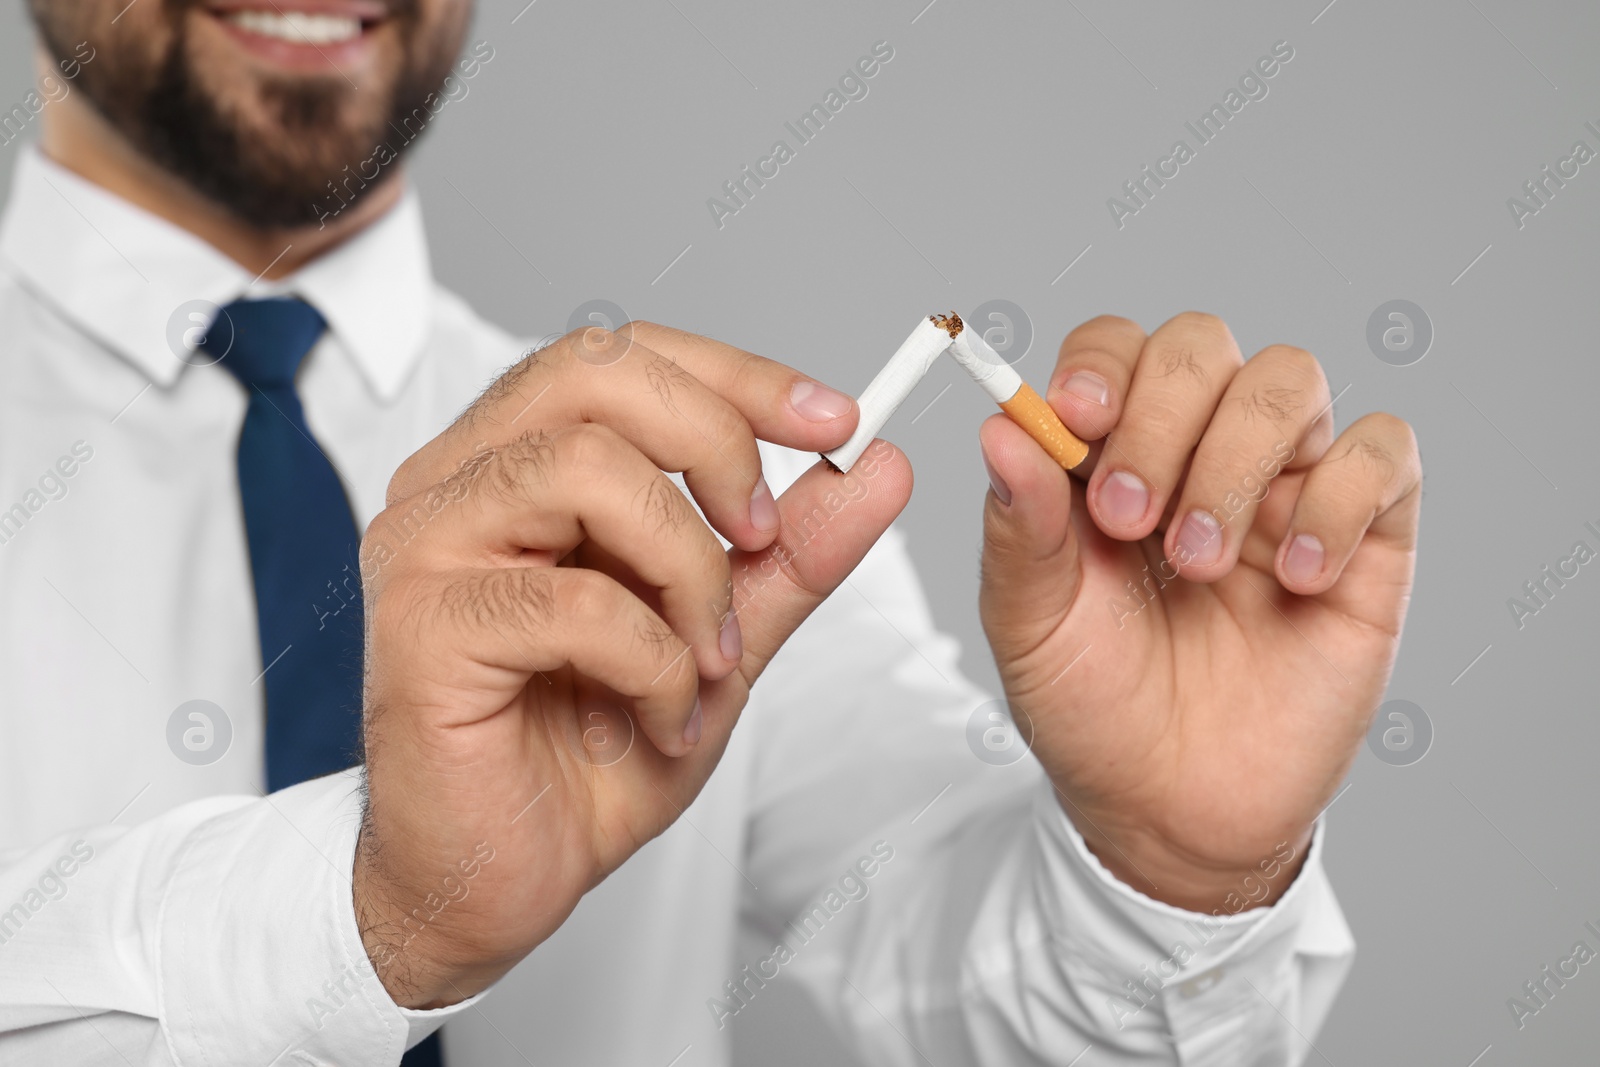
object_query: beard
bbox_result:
[29,0,468,229]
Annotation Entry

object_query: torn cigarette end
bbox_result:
[949,322,1090,471]
[999,382,1091,469]
[820,311,1092,475]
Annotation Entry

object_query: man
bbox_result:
[0,1,1421,1064]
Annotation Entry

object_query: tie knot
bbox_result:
[202,297,327,389]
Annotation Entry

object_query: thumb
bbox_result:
[728,439,912,684]
[978,413,1086,663]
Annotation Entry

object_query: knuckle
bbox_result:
[635,616,687,679]
[1061,316,1142,364]
[555,421,624,476]
[648,366,751,456]
[563,323,627,363]
[652,322,714,353]
[363,510,392,551]
[610,319,650,351]
[1256,344,1323,385]
[464,568,559,636]
[385,457,425,508]
[552,568,610,626]
[1359,410,1414,445]
[483,430,559,506]
[634,475,695,540]
[1356,412,1420,477]
[1235,347,1324,426]
[456,350,549,431]
[498,346,548,393]
[554,571,684,675]
[708,408,755,462]
[723,348,772,397]
[1169,310,1231,343]
[1171,309,1225,330]
[562,322,607,347]
[1334,435,1398,483]
[373,493,437,553]
[564,429,641,502]
[1245,388,1304,426]
[370,572,432,644]
[1143,346,1225,391]
[1157,312,1240,371]
[641,351,700,410]
[625,321,704,361]
[1083,313,1141,334]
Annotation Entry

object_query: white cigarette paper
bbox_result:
[822,316,953,472]
[823,310,1091,474]
[947,326,1024,404]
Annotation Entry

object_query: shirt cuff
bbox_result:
[1031,784,1353,1058]
[158,769,488,1065]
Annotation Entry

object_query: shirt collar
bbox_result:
[0,145,433,402]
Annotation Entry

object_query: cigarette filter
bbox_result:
[823,312,1091,474]
[947,319,1090,470]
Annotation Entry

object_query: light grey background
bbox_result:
[4,0,1598,1062]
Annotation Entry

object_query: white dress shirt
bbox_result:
[0,145,1354,1066]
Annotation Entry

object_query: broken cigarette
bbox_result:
[822,312,1090,473]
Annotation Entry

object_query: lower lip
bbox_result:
[206,11,382,72]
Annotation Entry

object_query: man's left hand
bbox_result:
[977,311,1421,914]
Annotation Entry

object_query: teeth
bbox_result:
[225,10,363,44]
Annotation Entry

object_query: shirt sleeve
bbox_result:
[0,769,484,1066]
[735,445,1355,1066]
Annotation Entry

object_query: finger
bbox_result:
[721,439,913,685]
[1044,315,1146,446]
[396,321,861,496]
[1086,312,1244,540]
[391,334,786,551]
[975,413,1084,662]
[619,321,860,448]
[394,566,703,757]
[389,424,737,679]
[1274,413,1422,611]
[1161,345,1332,581]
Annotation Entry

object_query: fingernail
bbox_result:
[1060,371,1109,407]
[1284,533,1325,585]
[750,477,779,532]
[979,441,1012,506]
[790,380,854,422]
[1098,470,1149,528]
[683,699,703,748]
[719,609,742,663]
[1175,510,1223,567]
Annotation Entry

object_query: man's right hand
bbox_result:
[349,323,911,1008]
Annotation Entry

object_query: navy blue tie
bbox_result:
[205,298,364,790]
[204,299,446,1067]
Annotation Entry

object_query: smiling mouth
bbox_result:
[222,10,369,44]
[202,2,393,54]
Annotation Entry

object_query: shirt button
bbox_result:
[1178,967,1224,998]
